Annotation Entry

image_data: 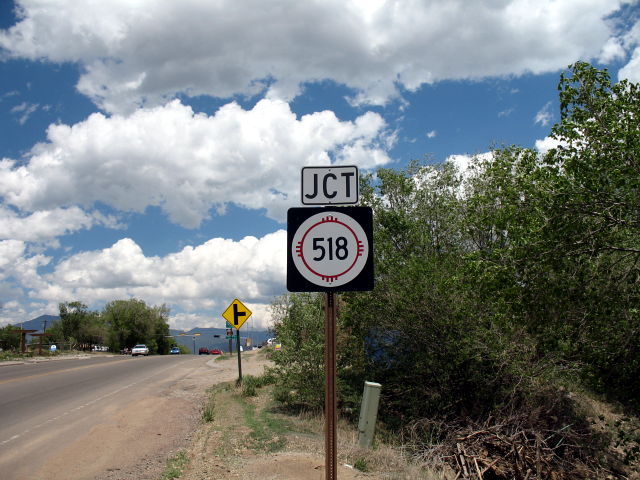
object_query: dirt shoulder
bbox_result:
[176,350,439,480]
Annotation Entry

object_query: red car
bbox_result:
[210,349,222,355]
[198,347,209,355]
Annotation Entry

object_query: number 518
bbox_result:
[312,237,348,261]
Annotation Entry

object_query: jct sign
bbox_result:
[287,206,373,292]
[301,166,358,205]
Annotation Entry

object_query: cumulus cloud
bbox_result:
[18,231,286,329]
[535,136,567,155]
[0,205,121,245]
[618,19,640,82]
[0,0,627,113]
[0,99,391,228]
[0,239,50,292]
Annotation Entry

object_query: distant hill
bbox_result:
[13,315,60,332]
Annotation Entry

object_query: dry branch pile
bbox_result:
[403,413,627,480]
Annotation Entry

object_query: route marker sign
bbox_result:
[222,299,252,330]
[287,206,373,292]
[301,165,358,205]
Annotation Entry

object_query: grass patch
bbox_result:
[353,457,369,472]
[202,387,217,423]
[240,373,274,397]
[240,394,289,452]
[160,450,188,480]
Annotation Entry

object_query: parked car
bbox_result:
[131,344,149,356]
[170,347,180,354]
[210,348,222,355]
[198,347,209,355]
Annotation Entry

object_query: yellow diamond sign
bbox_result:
[222,299,252,330]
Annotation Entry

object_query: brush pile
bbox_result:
[404,409,629,479]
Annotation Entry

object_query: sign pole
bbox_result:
[325,291,337,480]
[236,329,242,382]
[222,299,252,383]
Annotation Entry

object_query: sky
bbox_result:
[0,0,638,331]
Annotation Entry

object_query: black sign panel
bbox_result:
[287,206,373,292]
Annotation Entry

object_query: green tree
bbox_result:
[0,324,22,351]
[58,301,105,350]
[103,299,171,354]
[269,293,326,411]
[537,62,640,403]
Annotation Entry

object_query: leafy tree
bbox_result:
[269,293,326,411]
[270,62,639,429]
[58,301,105,350]
[537,62,640,403]
[103,299,171,354]
[0,324,22,351]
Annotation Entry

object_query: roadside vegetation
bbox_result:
[182,365,442,480]
[267,63,640,479]
[160,450,189,480]
[0,298,178,355]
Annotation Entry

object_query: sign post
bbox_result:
[222,299,252,383]
[324,291,338,480]
[288,167,373,480]
[225,322,233,354]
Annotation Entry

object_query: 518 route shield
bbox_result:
[287,206,374,292]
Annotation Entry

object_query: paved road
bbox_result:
[0,354,211,480]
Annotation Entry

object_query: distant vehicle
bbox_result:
[210,349,222,355]
[198,347,209,355]
[131,344,149,356]
[170,347,180,354]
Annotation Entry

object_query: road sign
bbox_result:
[287,206,373,292]
[301,166,358,205]
[222,299,252,330]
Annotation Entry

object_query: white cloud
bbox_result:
[426,130,437,139]
[4,231,286,329]
[534,102,554,127]
[599,37,626,63]
[10,101,39,125]
[0,239,50,294]
[535,136,567,155]
[0,205,121,245]
[0,99,391,228]
[0,0,627,113]
[617,18,640,82]
[445,152,494,177]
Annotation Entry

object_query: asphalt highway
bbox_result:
[0,354,210,480]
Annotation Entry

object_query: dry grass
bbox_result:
[179,379,448,480]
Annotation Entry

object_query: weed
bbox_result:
[354,457,369,472]
[241,375,261,397]
[202,390,216,423]
[240,393,289,452]
[160,450,188,480]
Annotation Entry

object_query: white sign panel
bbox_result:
[301,166,359,205]
[291,210,369,287]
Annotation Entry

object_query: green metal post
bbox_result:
[358,381,382,448]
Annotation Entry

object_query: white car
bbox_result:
[131,344,149,356]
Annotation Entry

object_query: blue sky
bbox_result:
[0,0,638,330]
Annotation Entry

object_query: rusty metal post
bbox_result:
[325,291,337,480]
